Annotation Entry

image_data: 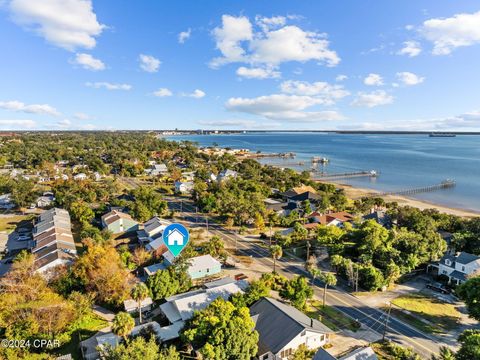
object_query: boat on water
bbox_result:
[312,156,329,164]
[429,133,456,137]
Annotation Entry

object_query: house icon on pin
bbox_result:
[166,228,184,246]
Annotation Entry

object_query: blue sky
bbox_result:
[0,0,480,131]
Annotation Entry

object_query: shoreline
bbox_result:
[332,182,480,218]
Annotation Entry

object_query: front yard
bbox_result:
[389,292,462,334]
[307,300,361,332]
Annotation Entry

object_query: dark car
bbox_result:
[426,282,450,294]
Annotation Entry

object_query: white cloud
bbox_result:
[351,90,394,108]
[280,80,349,104]
[8,0,105,51]
[0,100,60,116]
[153,88,173,97]
[225,94,344,122]
[396,71,425,86]
[210,15,253,67]
[73,112,91,120]
[255,15,286,32]
[182,89,206,99]
[139,54,161,73]
[211,15,339,70]
[236,66,280,79]
[73,53,105,71]
[420,10,480,55]
[0,119,36,129]
[178,28,191,43]
[336,74,348,82]
[85,82,131,90]
[397,41,422,57]
[363,73,384,86]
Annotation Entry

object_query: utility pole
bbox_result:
[180,200,183,213]
[383,302,392,341]
[206,217,209,233]
[306,241,311,263]
[355,266,359,292]
[269,225,272,246]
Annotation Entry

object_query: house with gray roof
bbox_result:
[145,163,168,176]
[438,251,480,285]
[250,297,333,360]
[217,169,237,182]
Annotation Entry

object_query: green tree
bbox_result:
[181,298,258,360]
[131,283,150,324]
[112,312,135,341]
[146,265,191,300]
[319,272,337,308]
[100,335,179,360]
[431,346,456,360]
[457,277,480,321]
[280,276,313,310]
[358,264,385,291]
[309,267,321,286]
[270,245,282,273]
[456,329,480,360]
[10,177,36,211]
[316,225,345,245]
[70,200,95,224]
[289,344,315,360]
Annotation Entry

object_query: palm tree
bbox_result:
[270,245,282,273]
[112,312,135,342]
[320,272,337,308]
[131,283,150,324]
[309,267,321,286]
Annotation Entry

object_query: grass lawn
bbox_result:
[307,300,360,332]
[0,214,32,233]
[53,312,109,360]
[390,293,461,334]
[371,340,421,360]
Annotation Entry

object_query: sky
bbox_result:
[0,0,480,131]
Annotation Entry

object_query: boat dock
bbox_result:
[376,180,456,197]
[312,170,378,180]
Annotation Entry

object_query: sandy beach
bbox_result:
[332,182,480,218]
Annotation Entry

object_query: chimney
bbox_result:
[310,318,313,327]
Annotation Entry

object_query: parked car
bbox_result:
[426,282,450,294]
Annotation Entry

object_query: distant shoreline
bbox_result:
[331,182,480,218]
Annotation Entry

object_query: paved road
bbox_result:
[165,196,441,358]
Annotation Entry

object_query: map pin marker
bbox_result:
[163,223,190,258]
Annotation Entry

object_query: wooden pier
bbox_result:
[312,170,378,180]
[377,180,456,197]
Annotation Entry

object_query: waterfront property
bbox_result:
[250,297,333,360]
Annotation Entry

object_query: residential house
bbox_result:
[101,210,139,234]
[123,297,153,314]
[137,216,171,246]
[437,252,480,284]
[186,254,222,279]
[314,346,377,360]
[307,211,354,228]
[181,171,196,181]
[217,169,237,182]
[145,163,168,176]
[281,185,317,201]
[363,210,390,228]
[174,180,194,194]
[31,208,76,274]
[264,198,288,216]
[80,321,183,360]
[144,262,168,277]
[73,173,87,181]
[250,297,333,360]
[36,192,55,208]
[159,277,247,338]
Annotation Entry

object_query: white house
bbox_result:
[36,192,55,208]
[145,163,168,176]
[250,297,333,360]
[123,297,153,314]
[175,181,194,194]
[137,217,171,246]
[73,173,87,181]
[438,252,480,284]
[0,193,14,209]
[217,169,237,182]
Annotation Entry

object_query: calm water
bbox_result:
[169,133,480,212]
